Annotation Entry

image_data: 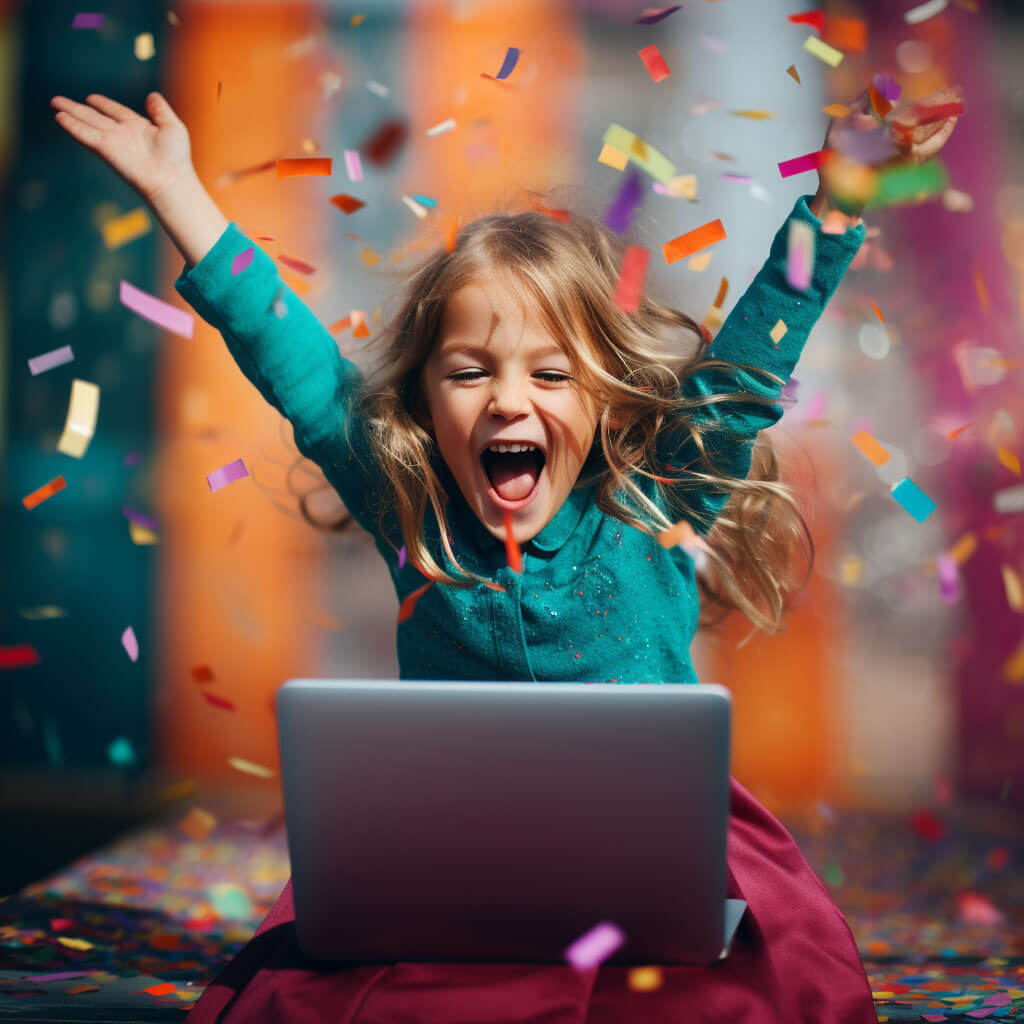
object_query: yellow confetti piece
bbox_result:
[786,63,801,84]
[598,143,629,171]
[997,447,1021,475]
[359,248,380,267]
[1004,641,1024,683]
[803,35,844,67]
[57,379,100,458]
[821,103,851,118]
[687,251,712,271]
[129,521,159,545]
[770,319,788,344]
[666,173,697,200]
[57,937,94,951]
[840,555,863,585]
[730,109,776,119]
[228,757,276,779]
[101,207,151,249]
[134,32,155,60]
[1003,565,1024,612]
[873,992,896,1000]
[627,966,663,992]
[702,304,725,332]
[603,123,676,184]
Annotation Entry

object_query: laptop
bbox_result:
[277,679,747,966]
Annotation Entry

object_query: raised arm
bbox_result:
[51,91,388,539]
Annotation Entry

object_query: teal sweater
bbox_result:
[175,195,863,684]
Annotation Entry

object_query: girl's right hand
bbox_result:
[50,92,194,205]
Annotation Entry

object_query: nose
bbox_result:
[488,374,529,420]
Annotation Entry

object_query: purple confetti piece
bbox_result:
[72,12,105,29]
[207,457,249,493]
[493,46,520,80]
[633,5,681,25]
[398,544,407,568]
[124,451,141,466]
[28,344,74,375]
[120,280,195,339]
[122,626,139,663]
[937,553,959,605]
[720,172,753,184]
[344,149,363,181]
[872,72,902,103]
[564,920,625,967]
[231,246,255,276]
[122,505,159,531]
[603,167,644,234]
[24,971,89,982]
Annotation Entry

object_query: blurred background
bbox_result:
[1,0,1022,901]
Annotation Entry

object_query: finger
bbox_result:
[51,95,117,132]
[145,91,182,128]
[54,110,104,149]
[85,93,144,124]
[915,117,958,162]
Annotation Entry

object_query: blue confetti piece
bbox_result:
[494,46,520,80]
[891,478,936,522]
[411,194,437,208]
[108,736,136,766]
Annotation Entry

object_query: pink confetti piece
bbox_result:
[28,345,74,375]
[344,149,363,181]
[786,218,815,292]
[777,148,831,178]
[564,920,625,967]
[937,553,959,605]
[72,12,104,28]
[231,246,255,276]
[720,172,753,184]
[207,457,249,493]
[652,182,670,194]
[120,280,194,339]
[121,626,139,663]
[398,544,407,568]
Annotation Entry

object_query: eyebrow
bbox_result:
[438,343,568,359]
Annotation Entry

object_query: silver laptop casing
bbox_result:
[277,680,746,965]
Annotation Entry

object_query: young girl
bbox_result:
[51,86,956,1023]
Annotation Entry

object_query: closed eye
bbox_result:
[447,370,573,383]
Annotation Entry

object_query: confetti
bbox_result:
[613,246,650,313]
[120,280,194,338]
[786,219,815,291]
[330,193,365,214]
[122,626,139,662]
[484,46,520,81]
[366,80,390,97]
[604,168,644,234]
[638,44,670,83]
[662,219,726,264]
[352,310,371,337]
[362,118,409,164]
[803,35,844,66]
[204,692,237,711]
[398,544,407,568]
[143,982,176,997]
[937,553,959,605]
[402,195,429,219]
[565,920,625,968]
[28,344,74,375]
[207,458,249,493]
[18,606,66,619]
[231,246,255,276]
[343,149,363,181]
[101,207,150,249]
[872,160,948,207]
[23,475,67,510]
[56,379,100,458]
[108,737,135,765]
[278,254,316,275]
[731,109,775,120]
[0,643,41,669]
[777,148,831,178]
[398,581,433,624]
[71,12,104,29]
[788,9,825,33]
[633,5,680,24]
[426,117,456,136]
[891,478,936,522]
[786,64,801,83]
[57,936,94,950]
[192,664,215,683]
[688,251,712,271]
[904,0,949,23]
[627,966,663,991]
[228,756,275,778]
[412,193,437,207]
[603,124,675,184]
[179,807,218,840]
[598,143,629,171]
[1004,566,1024,611]
[134,32,155,60]
[504,511,523,572]
[360,248,380,267]
[822,103,851,117]
[770,319,788,344]
[275,158,332,177]
[869,299,884,322]
[851,430,892,466]
[209,883,254,920]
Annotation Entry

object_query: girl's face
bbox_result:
[421,274,601,545]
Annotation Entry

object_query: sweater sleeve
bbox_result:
[174,224,391,542]
[658,194,865,534]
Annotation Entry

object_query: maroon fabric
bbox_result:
[186,777,876,1023]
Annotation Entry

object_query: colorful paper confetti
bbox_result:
[207,458,249,494]
[662,219,726,264]
[28,344,74,376]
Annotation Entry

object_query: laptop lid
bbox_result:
[277,680,737,966]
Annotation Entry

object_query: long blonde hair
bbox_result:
[296,205,813,635]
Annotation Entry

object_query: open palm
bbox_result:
[50,92,193,203]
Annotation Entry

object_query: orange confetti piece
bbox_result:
[821,103,850,118]
[949,532,978,566]
[143,983,176,997]
[997,447,1021,476]
[786,64,801,84]
[203,691,236,711]
[712,275,729,309]
[398,581,433,624]
[1004,639,1024,683]
[330,316,352,333]
[504,511,523,572]
[276,158,332,177]
[868,81,893,119]
[351,310,370,338]
[975,267,991,313]
[850,430,891,466]
[67,985,100,994]
[23,475,67,510]
[869,299,884,322]
[445,217,460,252]
[330,193,365,214]
[662,219,726,264]
[948,423,971,441]
[179,806,217,841]
[823,14,866,53]
[638,44,671,82]
[1002,565,1024,612]
[278,254,316,275]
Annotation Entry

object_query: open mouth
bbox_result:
[480,444,546,504]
